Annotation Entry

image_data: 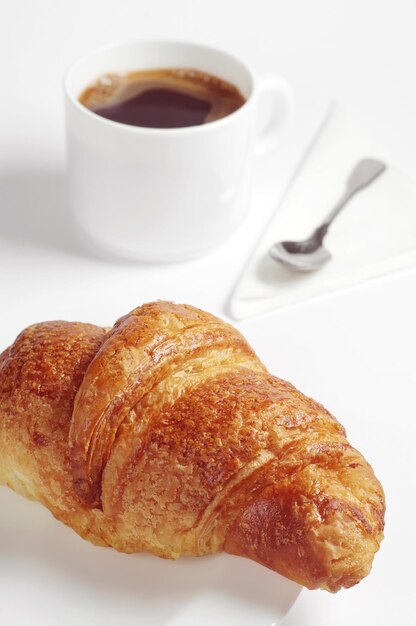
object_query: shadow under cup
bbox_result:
[64,40,255,262]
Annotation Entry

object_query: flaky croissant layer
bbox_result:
[0,301,384,592]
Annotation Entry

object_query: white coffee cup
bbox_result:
[64,40,293,262]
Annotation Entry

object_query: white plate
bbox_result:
[0,488,301,626]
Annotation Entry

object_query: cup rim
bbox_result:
[63,38,255,136]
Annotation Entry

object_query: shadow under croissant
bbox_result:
[0,488,301,624]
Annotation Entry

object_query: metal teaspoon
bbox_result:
[269,158,386,271]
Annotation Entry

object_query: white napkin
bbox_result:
[230,106,416,320]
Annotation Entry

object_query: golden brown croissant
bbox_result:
[0,301,384,592]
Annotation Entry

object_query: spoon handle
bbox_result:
[320,158,386,230]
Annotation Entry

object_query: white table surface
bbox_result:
[1,1,415,624]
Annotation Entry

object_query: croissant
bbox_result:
[0,301,384,592]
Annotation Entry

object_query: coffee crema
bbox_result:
[79,68,246,129]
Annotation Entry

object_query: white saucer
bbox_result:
[0,488,301,626]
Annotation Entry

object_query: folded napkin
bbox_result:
[230,106,416,320]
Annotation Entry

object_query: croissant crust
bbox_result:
[0,301,384,592]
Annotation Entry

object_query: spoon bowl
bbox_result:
[269,241,331,271]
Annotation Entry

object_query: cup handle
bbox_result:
[255,75,294,157]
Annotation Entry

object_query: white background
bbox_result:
[1,1,415,624]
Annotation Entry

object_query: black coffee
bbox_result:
[79,68,246,129]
